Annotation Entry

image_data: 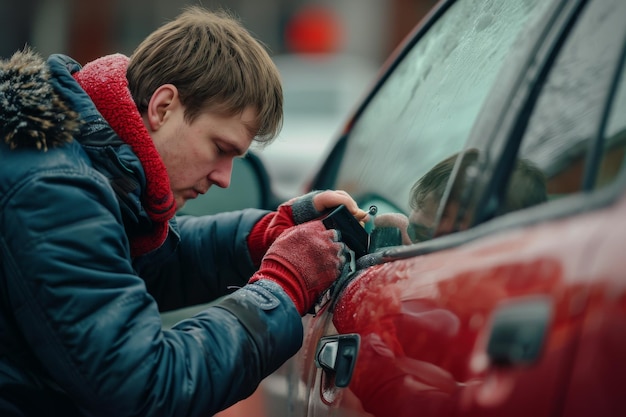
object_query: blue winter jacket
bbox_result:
[0,51,302,416]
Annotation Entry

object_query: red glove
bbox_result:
[249,220,349,315]
[247,190,368,267]
[247,191,323,267]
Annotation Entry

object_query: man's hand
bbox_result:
[248,221,349,315]
[247,190,368,266]
[289,190,369,225]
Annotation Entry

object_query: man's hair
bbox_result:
[127,6,282,142]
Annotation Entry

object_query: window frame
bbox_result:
[426,0,626,255]
[464,0,626,227]
[450,0,588,229]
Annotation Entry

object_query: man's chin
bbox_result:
[175,196,190,211]
[175,189,204,211]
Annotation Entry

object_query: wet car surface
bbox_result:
[252,0,626,416]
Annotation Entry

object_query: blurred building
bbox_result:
[0,0,437,65]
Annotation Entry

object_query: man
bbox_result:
[0,6,367,417]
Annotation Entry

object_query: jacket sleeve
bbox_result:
[139,210,269,312]
[2,163,302,417]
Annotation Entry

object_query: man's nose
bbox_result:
[209,158,234,188]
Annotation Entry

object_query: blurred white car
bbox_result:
[251,53,377,202]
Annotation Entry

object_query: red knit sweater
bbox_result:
[73,54,176,257]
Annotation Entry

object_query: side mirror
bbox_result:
[177,152,276,216]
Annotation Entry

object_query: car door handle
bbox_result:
[315,334,360,388]
[487,297,553,366]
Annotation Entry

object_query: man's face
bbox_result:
[146,86,257,210]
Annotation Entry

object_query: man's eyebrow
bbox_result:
[217,138,247,157]
[231,143,247,157]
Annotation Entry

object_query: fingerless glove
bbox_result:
[247,191,324,266]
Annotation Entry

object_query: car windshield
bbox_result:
[332,0,550,214]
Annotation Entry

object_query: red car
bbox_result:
[180,0,626,415]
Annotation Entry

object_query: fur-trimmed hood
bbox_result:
[0,48,176,257]
[0,48,81,151]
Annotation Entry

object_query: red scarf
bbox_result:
[73,54,176,257]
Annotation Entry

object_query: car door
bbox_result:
[269,0,626,416]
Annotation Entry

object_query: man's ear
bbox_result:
[145,84,179,131]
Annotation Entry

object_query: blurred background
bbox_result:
[0,0,436,64]
[0,0,438,202]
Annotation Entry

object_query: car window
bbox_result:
[330,0,550,231]
[512,0,626,202]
